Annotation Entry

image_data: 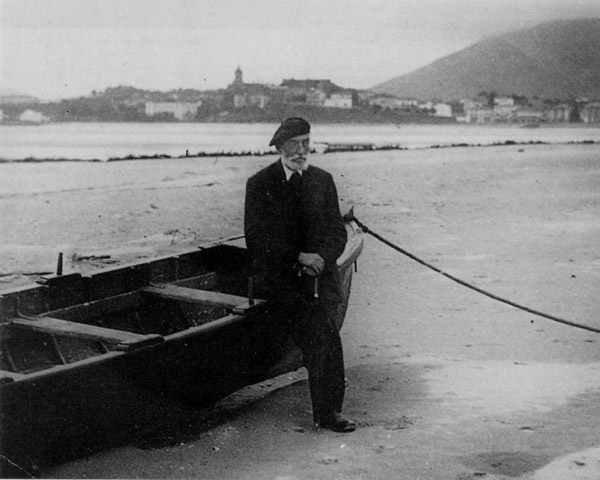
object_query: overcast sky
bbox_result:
[1,0,599,100]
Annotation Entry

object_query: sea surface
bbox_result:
[1,122,599,162]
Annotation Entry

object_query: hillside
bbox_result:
[372,18,600,101]
[0,88,40,104]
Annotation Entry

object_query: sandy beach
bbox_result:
[1,143,600,479]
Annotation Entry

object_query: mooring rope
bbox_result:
[350,216,600,335]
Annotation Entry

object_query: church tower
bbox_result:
[234,65,243,85]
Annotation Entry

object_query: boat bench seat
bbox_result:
[140,284,266,315]
[9,316,164,351]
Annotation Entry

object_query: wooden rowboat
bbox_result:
[0,221,363,475]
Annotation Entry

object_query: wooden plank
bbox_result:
[171,272,218,289]
[44,291,142,322]
[9,316,163,351]
[141,284,264,314]
[50,335,68,364]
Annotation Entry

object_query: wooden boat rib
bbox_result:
[0,221,363,475]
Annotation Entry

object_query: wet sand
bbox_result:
[1,143,600,479]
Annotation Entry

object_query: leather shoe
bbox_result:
[317,413,357,433]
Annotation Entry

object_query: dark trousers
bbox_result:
[279,295,346,424]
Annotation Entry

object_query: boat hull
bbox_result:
[0,310,289,471]
[0,223,363,474]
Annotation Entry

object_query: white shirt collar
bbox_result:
[281,161,303,181]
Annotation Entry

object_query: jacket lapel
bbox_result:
[267,159,287,201]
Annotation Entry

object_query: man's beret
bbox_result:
[269,117,311,147]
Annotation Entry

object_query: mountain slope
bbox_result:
[372,18,600,101]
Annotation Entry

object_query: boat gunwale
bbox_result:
[0,222,362,310]
[0,222,364,384]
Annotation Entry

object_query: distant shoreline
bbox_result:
[2,120,598,128]
[1,139,597,164]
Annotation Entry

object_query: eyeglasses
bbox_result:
[282,138,310,154]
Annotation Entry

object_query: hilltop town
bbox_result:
[1,66,599,125]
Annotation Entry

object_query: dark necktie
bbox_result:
[288,171,301,197]
[287,171,304,249]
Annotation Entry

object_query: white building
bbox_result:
[433,103,452,117]
[368,95,418,110]
[307,89,328,107]
[460,99,489,123]
[395,98,419,107]
[145,101,202,121]
[514,108,544,124]
[492,97,517,122]
[581,102,600,123]
[324,93,353,109]
[494,97,515,107]
[233,92,270,109]
[19,109,49,123]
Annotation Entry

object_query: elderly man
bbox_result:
[244,117,356,432]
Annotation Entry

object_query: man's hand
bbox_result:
[298,252,325,276]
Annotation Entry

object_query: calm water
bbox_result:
[1,122,599,161]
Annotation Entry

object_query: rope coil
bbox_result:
[350,216,600,335]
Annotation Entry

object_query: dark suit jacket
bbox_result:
[244,160,347,303]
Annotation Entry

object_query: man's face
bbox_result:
[280,134,310,171]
